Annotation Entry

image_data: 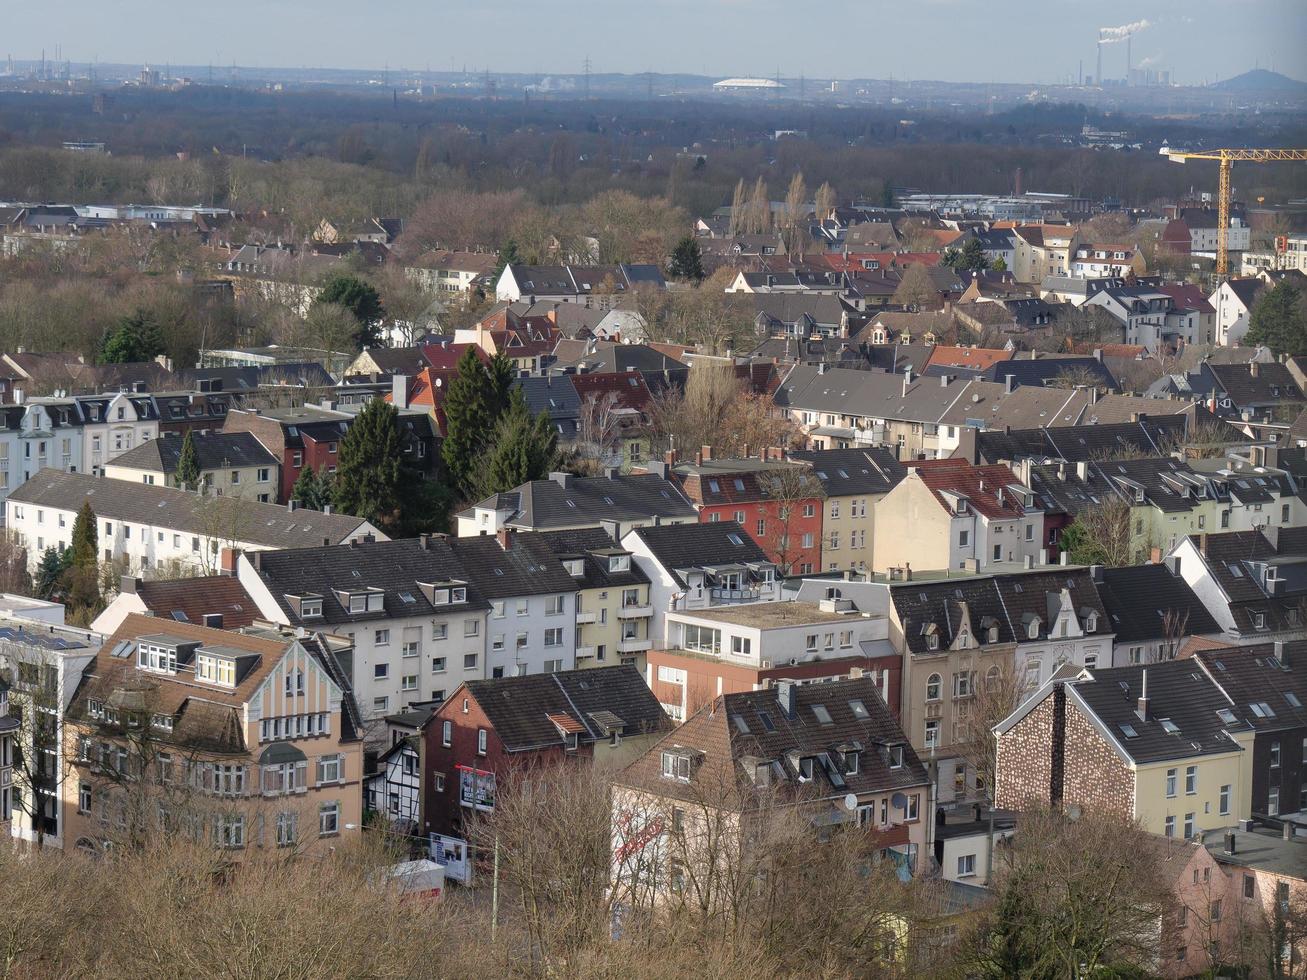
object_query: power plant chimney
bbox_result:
[1127,36,1132,83]
[1096,36,1102,88]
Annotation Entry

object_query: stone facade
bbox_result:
[996,684,1134,822]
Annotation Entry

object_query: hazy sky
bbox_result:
[7,0,1307,87]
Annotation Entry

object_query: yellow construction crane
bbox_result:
[1160,147,1307,276]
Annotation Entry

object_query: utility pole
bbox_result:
[491,836,500,939]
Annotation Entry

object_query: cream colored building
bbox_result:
[104,431,280,503]
[789,448,906,574]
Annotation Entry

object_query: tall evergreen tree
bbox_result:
[486,351,516,418]
[1245,281,1307,356]
[442,346,493,494]
[67,502,100,612]
[332,399,404,532]
[34,547,70,600]
[291,465,323,510]
[315,274,385,350]
[471,389,559,499]
[667,237,705,282]
[174,431,201,490]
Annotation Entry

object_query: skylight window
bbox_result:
[1287,693,1302,709]
[848,699,869,720]
[1159,718,1180,734]
[708,480,720,493]
[811,704,832,725]
[726,534,743,546]
[757,710,776,732]
[1120,723,1139,739]
[733,479,745,492]
[731,714,749,734]
[1216,708,1237,725]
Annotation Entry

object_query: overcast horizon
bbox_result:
[6,0,1307,89]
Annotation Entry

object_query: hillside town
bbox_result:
[0,19,1306,974]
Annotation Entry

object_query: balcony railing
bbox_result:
[576,645,597,659]
[618,637,653,654]
[617,604,653,620]
[710,587,761,604]
[575,611,598,624]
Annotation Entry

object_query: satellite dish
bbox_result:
[891,792,908,809]
[843,793,858,812]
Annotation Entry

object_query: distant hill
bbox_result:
[1211,69,1307,93]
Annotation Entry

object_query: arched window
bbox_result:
[986,665,1002,692]
[1027,618,1041,640]
[926,673,942,701]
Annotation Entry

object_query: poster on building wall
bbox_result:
[430,834,472,885]
[456,764,495,811]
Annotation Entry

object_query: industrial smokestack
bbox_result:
[1096,39,1102,89]
[1127,36,1131,83]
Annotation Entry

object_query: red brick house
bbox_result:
[223,406,352,503]
[668,449,825,575]
[419,665,670,837]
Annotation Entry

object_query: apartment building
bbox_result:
[0,618,101,848]
[532,527,654,672]
[666,449,825,575]
[63,614,364,855]
[612,678,933,904]
[5,469,381,577]
[421,665,669,836]
[650,598,894,722]
[872,460,1044,575]
[104,431,279,501]
[238,536,490,734]
[788,447,906,574]
[995,659,1253,839]
[445,530,579,679]
[623,521,782,639]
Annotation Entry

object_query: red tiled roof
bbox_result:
[135,577,259,629]
[924,346,1014,371]
[1157,283,1215,315]
[906,459,1028,521]
[570,371,655,413]
[420,343,488,371]
[546,712,586,735]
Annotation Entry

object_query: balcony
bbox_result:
[617,604,652,620]
[618,637,652,654]
[710,587,761,604]
[576,645,597,659]
[575,610,598,624]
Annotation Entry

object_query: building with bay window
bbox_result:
[62,614,363,856]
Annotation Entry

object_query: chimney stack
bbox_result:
[776,679,797,720]
[496,527,515,551]
[700,445,713,462]
[1004,373,1015,395]
[392,373,409,411]
[1136,669,1150,722]
[1224,830,1236,855]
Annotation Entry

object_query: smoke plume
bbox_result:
[1098,19,1150,44]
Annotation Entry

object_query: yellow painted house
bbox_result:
[995,658,1254,839]
[532,528,655,673]
[788,448,908,574]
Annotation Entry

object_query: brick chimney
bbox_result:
[496,527,515,550]
[700,445,713,462]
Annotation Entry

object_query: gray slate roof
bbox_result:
[469,473,696,531]
[110,431,277,476]
[8,469,374,549]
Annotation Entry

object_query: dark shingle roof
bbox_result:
[110,431,277,476]
[531,527,651,590]
[616,676,929,804]
[787,448,907,497]
[975,417,1193,464]
[464,665,670,752]
[1067,660,1249,764]
[247,537,489,626]
[630,521,771,587]
[981,357,1118,391]
[445,533,578,599]
[1096,565,1221,643]
[470,473,696,531]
